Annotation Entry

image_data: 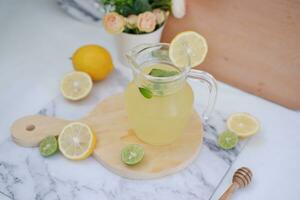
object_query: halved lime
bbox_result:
[217,131,239,150]
[121,144,144,165]
[39,136,58,157]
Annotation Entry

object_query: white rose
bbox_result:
[152,9,165,25]
[126,15,138,29]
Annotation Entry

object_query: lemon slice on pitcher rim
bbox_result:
[169,31,208,68]
[60,71,93,101]
[58,122,96,160]
[227,112,260,138]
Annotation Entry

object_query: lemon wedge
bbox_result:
[60,71,93,101]
[169,31,208,68]
[58,122,96,160]
[227,113,260,138]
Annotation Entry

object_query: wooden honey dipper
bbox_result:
[219,167,253,200]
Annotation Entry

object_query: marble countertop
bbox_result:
[1,0,300,200]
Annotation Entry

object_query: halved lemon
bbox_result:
[58,122,96,160]
[227,113,260,138]
[60,71,93,101]
[169,31,208,68]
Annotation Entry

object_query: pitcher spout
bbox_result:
[125,49,135,67]
[126,43,151,67]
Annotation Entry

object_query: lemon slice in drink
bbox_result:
[60,71,93,101]
[227,113,260,138]
[58,122,96,160]
[169,31,208,68]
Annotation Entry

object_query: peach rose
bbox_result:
[126,14,138,29]
[137,11,156,33]
[103,12,125,34]
[152,9,165,25]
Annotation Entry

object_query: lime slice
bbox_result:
[121,144,144,165]
[217,131,239,150]
[39,136,58,157]
[227,112,260,138]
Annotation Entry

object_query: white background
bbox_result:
[0,0,299,199]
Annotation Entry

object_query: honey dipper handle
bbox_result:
[11,115,70,147]
[219,182,239,200]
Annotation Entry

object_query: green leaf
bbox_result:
[102,0,171,16]
[117,5,134,16]
[151,49,169,59]
[149,68,179,77]
[139,87,153,99]
[150,0,171,10]
[133,0,151,14]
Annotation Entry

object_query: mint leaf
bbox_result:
[149,68,179,77]
[139,87,153,99]
[151,50,169,59]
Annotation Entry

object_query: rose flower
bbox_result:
[137,11,156,33]
[103,12,126,34]
[126,14,138,29]
[152,9,165,25]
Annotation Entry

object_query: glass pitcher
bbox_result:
[125,43,217,145]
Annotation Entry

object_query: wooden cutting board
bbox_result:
[10,93,203,179]
[162,0,300,109]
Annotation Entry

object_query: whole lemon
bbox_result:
[72,45,113,81]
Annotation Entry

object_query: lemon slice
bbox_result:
[169,31,208,68]
[227,113,260,138]
[58,122,96,160]
[60,71,93,101]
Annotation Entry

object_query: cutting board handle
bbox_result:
[11,115,69,147]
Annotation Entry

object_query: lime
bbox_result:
[121,144,144,165]
[39,136,58,157]
[217,131,239,150]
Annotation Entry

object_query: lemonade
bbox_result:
[125,63,194,145]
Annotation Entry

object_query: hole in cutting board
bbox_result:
[26,124,35,131]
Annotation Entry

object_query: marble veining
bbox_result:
[0,68,248,200]
[57,0,104,23]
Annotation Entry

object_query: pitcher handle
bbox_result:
[188,69,218,121]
